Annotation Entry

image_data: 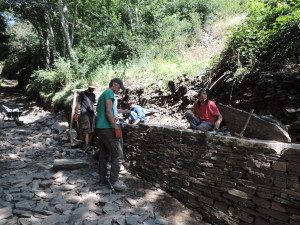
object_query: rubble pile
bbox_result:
[121,75,203,128]
[122,73,300,143]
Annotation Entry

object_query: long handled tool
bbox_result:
[70,90,78,130]
[106,163,116,194]
[234,109,254,138]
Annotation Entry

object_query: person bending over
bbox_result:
[128,99,146,125]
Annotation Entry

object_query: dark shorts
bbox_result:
[80,114,95,134]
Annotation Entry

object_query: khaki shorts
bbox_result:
[79,114,95,135]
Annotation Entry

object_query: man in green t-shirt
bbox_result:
[95,78,126,191]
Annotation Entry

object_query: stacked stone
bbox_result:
[123,123,300,225]
[289,118,300,142]
[209,73,300,143]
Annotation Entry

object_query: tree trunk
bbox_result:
[45,34,51,65]
[58,0,74,59]
[126,0,134,32]
[70,0,77,47]
[45,0,56,65]
[135,0,140,29]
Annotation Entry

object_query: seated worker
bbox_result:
[128,99,146,125]
[185,88,222,132]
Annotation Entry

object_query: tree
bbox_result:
[0,13,10,60]
[58,0,75,59]
[2,0,78,64]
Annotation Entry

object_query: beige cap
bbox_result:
[88,81,97,89]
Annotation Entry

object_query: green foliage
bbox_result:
[123,55,208,87]
[232,67,250,84]
[227,0,300,68]
[28,57,83,96]
[3,0,247,106]
[0,14,10,60]
[52,80,85,105]
[1,21,44,85]
[202,0,247,19]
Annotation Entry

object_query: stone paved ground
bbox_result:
[0,81,207,225]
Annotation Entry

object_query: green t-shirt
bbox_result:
[96,89,115,128]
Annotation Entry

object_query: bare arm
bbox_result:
[118,109,130,113]
[214,112,223,130]
[132,118,141,126]
[74,101,80,113]
[105,99,118,129]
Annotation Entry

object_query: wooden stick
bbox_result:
[70,90,78,129]
[234,109,254,138]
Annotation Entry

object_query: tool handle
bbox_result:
[106,177,116,194]
[70,90,78,129]
[240,109,254,134]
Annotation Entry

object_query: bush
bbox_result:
[227,0,300,67]
[1,21,44,86]
[28,57,81,97]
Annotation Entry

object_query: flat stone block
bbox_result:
[272,161,287,172]
[0,207,13,220]
[53,159,89,170]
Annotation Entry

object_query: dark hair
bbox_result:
[109,78,125,90]
[198,88,209,103]
[198,88,209,96]
[128,99,137,105]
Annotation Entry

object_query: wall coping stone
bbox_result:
[211,135,300,161]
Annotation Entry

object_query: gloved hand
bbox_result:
[73,114,78,120]
[115,128,122,139]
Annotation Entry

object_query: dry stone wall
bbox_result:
[122,123,300,225]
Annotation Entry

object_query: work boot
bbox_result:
[112,181,126,191]
[93,150,99,160]
[106,162,111,170]
[83,144,91,152]
[99,179,107,186]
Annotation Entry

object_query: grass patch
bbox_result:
[123,56,208,87]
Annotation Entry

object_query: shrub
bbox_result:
[227,0,300,67]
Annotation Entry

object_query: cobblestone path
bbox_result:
[0,81,206,225]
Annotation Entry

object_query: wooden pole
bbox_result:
[70,90,78,129]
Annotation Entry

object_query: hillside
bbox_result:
[1,0,299,142]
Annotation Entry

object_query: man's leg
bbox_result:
[185,111,201,130]
[128,111,138,124]
[84,133,89,145]
[95,128,108,184]
[196,121,213,132]
[88,114,95,143]
[80,115,91,150]
[96,128,125,190]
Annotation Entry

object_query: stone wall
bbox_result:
[209,72,300,143]
[122,123,300,225]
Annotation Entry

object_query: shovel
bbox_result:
[234,109,254,138]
